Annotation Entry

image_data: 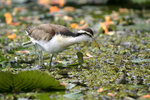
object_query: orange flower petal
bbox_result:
[17,51,29,54]
[142,94,150,98]
[60,83,68,86]
[38,0,50,5]
[10,22,20,26]
[63,6,75,12]
[4,13,12,24]
[70,23,78,29]
[100,23,108,34]
[105,16,110,22]
[80,20,85,25]
[86,52,93,57]
[5,32,10,36]
[97,88,103,92]
[106,31,115,35]
[8,33,17,40]
[59,0,65,7]
[78,23,87,29]
[49,6,60,13]
[108,93,115,97]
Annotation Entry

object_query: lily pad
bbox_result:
[0,70,65,92]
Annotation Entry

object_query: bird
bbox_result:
[23,23,100,67]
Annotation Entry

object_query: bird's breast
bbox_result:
[37,34,76,54]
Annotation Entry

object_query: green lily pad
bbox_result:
[0,70,65,92]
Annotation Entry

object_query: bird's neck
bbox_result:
[73,34,91,43]
[54,34,91,48]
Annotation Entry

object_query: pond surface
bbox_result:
[0,1,150,100]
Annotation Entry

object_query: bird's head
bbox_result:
[77,28,100,49]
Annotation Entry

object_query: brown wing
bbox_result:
[49,24,76,37]
[26,24,55,42]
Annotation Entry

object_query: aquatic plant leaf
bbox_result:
[77,52,84,65]
[130,59,150,63]
[0,70,65,92]
[63,91,83,99]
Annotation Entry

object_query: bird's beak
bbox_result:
[92,38,100,49]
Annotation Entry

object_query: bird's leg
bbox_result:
[37,50,43,65]
[49,54,54,67]
[34,45,37,66]
[35,43,43,66]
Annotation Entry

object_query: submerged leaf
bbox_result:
[63,91,83,99]
[130,59,150,63]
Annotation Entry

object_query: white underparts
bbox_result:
[28,34,92,54]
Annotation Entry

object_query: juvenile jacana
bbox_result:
[23,24,100,67]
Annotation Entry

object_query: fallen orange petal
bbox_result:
[100,23,108,34]
[60,83,68,86]
[5,0,11,5]
[97,88,103,92]
[59,0,65,7]
[4,13,12,24]
[10,22,20,26]
[8,33,17,40]
[5,32,10,36]
[17,51,30,54]
[106,31,115,35]
[80,20,85,25]
[13,7,26,15]
[70,23,78,29]
[86,52,93,57]
[108,93,115,97]
[78,23,87,29]
[38,0,50,5]
[105,16,110,22]
[49,6,60,13]
[142,94,150,98]
[63,6,75,12]
[57,61,64,63]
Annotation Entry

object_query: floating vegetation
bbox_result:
[0,0,150,99]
